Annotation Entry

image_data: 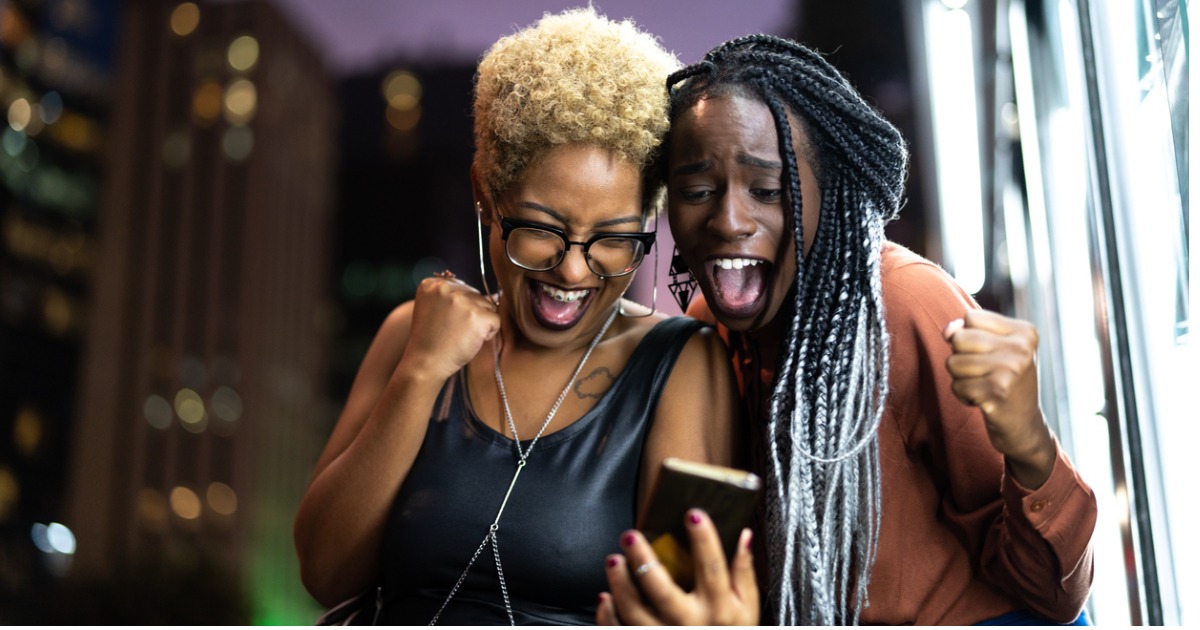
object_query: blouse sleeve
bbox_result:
[884,258,1097,623]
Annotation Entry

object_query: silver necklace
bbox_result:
[430,305,619,625]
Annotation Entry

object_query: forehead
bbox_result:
[671,92,813,164]
[675,93,775,147]
[505,143,644,224]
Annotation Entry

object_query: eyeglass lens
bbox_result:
[506,227,645,277]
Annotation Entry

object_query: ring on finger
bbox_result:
[433,269,456,280]
[634,560,660,577]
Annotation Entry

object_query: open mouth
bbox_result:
[527,280,595,331]
[705,257,770,320]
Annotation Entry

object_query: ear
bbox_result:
[470,165,496,228]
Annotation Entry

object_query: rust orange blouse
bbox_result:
[694,241,1097,624]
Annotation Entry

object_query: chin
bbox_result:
[712,308,766,333]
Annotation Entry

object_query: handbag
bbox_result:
[316,587,381,626]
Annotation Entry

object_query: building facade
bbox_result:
[60,1,336,624]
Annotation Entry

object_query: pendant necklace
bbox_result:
[429,305,619,625]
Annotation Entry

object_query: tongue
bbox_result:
[712,264,765,312]
[532,285,588,328]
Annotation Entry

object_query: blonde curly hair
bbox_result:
[473,7,679,213]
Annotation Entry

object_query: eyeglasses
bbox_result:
[498,216,655,278]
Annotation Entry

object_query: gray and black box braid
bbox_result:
[666,35,908,625]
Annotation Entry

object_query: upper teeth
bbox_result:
[540,284,589,303]
[714,258,761,270]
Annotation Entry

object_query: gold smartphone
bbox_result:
[636,458,762,590]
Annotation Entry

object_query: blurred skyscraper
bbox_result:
[3,0,337,624]
[0,0,120,621]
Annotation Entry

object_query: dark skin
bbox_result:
[294,143,739,607]
[597,92,1056,625]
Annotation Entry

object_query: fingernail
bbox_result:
[606,555,619,568]
[742,528,754,549]
[687,510,703,525]
[598,593,606,606]
[943,318,964,340]
[622,532,636,547]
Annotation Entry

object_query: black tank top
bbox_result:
[378,317,705,625]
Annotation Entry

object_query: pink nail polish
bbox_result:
[622,532,636,547]
[606,556,619,568]
[688,510,702,525]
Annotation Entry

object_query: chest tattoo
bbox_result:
[574,366,615,399]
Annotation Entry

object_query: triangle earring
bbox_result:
[668,247,697,313]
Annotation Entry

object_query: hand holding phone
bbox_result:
[636,458,762,590]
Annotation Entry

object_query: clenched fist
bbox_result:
[944,310,1057,488]
[398,274,500,383]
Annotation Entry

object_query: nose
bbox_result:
[708,192,756,241]
[554,241,593,284]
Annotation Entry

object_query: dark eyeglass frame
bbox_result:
[498,215,656,278]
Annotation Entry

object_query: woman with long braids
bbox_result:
[294,9,740,624]
[598,35,1097,625]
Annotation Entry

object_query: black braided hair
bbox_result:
[667,35,907,625]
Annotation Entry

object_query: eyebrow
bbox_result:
[671,153,783,177]
[737,154,783,170]
[671,159,713,177]
[516,201,642,229]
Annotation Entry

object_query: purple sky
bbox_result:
[267,0,796,76]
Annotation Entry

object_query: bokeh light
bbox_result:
[7,97,32,132]
[222,125,254,162]
[341,259,377,300]
[192,80,223,125]
[223,79,257,125]
[207,482,238,516]
[47,523,75,554]
[13,405,43,457]
[41,37,68,76]
[169,486,202,520]
[385,104,421,132]
[0,466,17,522]
[227,35,259,72]
[45,111,101,153]
[377,262,413,302]
[143,394,173,430]
[31,522,75,555]
[39,90,63,124]
[211,385,242,422]
[41,286,74,336]
[170,3,200,37]
[210,385,241,437]
[381,70,421,108]
[2,127,26,156]
[174,387,207,431]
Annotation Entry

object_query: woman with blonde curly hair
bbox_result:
[293,7,740,625]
